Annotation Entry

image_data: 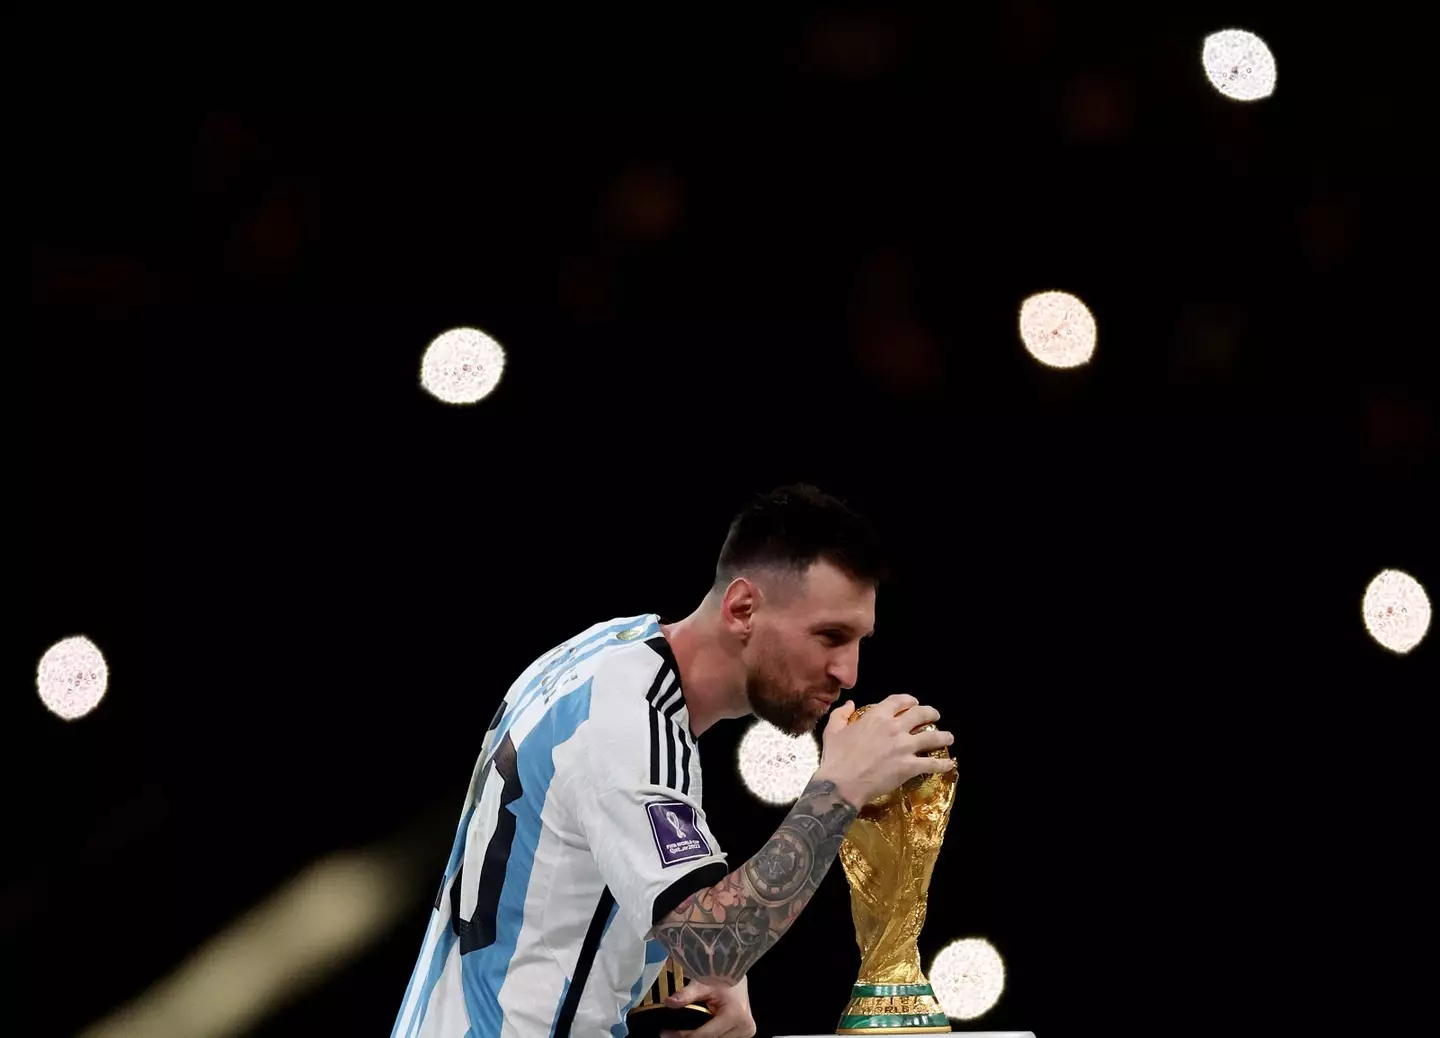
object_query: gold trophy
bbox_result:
[626,956,713,1037]
[835,705,958,1034]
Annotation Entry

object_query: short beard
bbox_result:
[744,669,815,737]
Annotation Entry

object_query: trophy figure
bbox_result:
[625,956,712,1037]
[835,705,958,1034]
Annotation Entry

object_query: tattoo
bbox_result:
[652,778,858,983]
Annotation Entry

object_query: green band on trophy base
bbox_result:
[837,1013,952,1034]
[849,984,936,999]
[835,980,950,1034]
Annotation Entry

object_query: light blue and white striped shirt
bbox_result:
[392,614,728,1038]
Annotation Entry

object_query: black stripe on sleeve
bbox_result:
[679,732,693,797]
[645,663,670,787]
[663,713,677,789]
[644,662,671,706]
[662,695,686,791]
[662,693,685,725]
[651,861,729,926]
[553,888,617,1038]
[653,673,682,713]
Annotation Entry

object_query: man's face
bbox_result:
[743,560,876,736]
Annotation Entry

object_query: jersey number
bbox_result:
[447,729,524,954]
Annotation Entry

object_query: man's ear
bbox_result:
[719,577,757,640]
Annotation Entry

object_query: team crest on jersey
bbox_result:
[645,800,710,867]
[616,625,646,642]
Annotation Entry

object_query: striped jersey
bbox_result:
[392,614,730,1038]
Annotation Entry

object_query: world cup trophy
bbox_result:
[625,956,713,1037]
[835,704,958,1034]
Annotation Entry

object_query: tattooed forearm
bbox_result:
[651,777,858,984]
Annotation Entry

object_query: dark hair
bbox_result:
[713,484,888,590]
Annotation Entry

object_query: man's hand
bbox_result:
[659,974,756,1038]
[814,694,954,807]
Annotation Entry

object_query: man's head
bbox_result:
[710,484,886,736]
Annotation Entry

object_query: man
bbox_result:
[392,485,955,1038]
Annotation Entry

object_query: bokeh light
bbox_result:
[929,937,1006,1020]
[1202,29,1277,101]
[37,635,109,720]
[77,849,410,1038]
[1361,569,1431,654]
[1018,290,1096,368]
[420,327,506,404]
[736,720,820,804]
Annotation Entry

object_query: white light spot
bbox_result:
[1362,569,1431,654]
[737,720,820,804]
[1203,29,1277,101]
[1019,290,1096,368]
[420,327,506,404]
[930,937,1006,1021]
[37,635,109,720]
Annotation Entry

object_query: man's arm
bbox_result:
[648,776,857,985]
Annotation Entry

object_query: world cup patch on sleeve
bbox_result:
[645,800,711,867]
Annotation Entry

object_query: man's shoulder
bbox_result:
[555,616,673,721]
[588,632,672,699]
[536,614,663,695]
[531,615,654,673]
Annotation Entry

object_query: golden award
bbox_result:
[835,705,958,1034]
[625,956,713,1037]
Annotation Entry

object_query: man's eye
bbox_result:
[821,631,845,645]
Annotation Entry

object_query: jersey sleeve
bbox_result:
[571,655,729,940]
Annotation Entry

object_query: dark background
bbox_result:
[18,4,1436,1035]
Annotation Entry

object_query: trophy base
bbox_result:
[836,983,951,1034]
[625,1002,713,1038]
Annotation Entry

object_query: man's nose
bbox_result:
[829,647,859,690]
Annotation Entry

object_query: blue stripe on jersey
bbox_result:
[611,941,671,1038]
[487,617,656,760]
[549,978,571,1037]
[401,920,458,1038]
[463,678,596,1037]
[389,924,429,1038]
